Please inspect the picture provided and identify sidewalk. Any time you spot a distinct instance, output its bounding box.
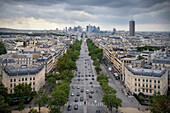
[100,63,147,111]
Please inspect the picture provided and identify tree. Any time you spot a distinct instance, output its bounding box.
[0,95,11,113]
[14,84,32,98]
[49,88,68,107]
[60,70,74,82]
[95,66,102,75]
[150,94,170,113]
[28,109,38,113]
[48,106,61,113]
[0,83,10,103]
[47,77,56,91]
[0,41,7,55]
[34,90,48,113]
[18,98,25,113]
[55,81,70,95]
[97,73,108,83]
[102,84,117,94]
[102,94,122,113]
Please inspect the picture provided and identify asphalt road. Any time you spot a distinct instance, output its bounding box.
[63,39,107,113]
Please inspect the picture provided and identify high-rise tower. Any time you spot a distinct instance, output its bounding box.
[129,20,135,36]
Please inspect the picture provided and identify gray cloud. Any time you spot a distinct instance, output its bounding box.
[0,0,170,30]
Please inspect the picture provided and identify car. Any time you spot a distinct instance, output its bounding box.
[92,75,94,77]
[78,75,80,77]
[78,78,80,81]
[94,100,97,104]
[71,92,74,96]
[89,95,92,98]
[74,78,77,81]
[89,75,91,77]
[74,98,78,102]
[96,110,101,113]
[80,89,84,93]
[72,85,75,89]
[81,78,84,81]
[74,104,78,110]
[85,66,87,68]
[86,75,88,77]
[78,72,80,74]
[90,82,93,84]
[81,75,84,77]
[86,78,88,80]
[76,92,80,96]
[90,90,94,94]
[86,90,89,94]
[77,85,80,89]
[67,105,72,111]
[80,97,84,101]
[92,78,94,80]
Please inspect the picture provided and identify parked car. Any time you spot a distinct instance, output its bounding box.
[80,89,84,93]
[76,92,80,96]
[74,98,78,102]
[80,97,84,101]
[67,105,72,111]
[96,110,101,113]
[71,92,74,96]
[89,95,92,98]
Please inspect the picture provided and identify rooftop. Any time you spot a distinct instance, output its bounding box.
[3,64,44,76]
[126,65,167,78]
[152,57,170,64]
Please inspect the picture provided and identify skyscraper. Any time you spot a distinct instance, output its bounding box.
[129,20,135,36]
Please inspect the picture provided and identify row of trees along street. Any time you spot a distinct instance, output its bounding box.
[0,40,82,113]
[86,39,103,74]
[97,73,122,113]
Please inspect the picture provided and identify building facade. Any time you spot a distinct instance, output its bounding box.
[129,20,135,36]
[125,65,168,96]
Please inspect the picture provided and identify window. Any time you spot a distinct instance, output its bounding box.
[154,85,156,88]
[146,89,148,93]
[10,79,12,82]
[33,87,35,91]
[138,88,140,92]
[143,89,145,93]
[146,84,148,87]
[143,79,145,82]
[150,89,152,93]
[143,84,145,87]
[33,77,35,80]
[19,78,21,81]
[135,88,137,92]
[135,78,137,81]
[138,79,140,81]
[135,83,137,86]
[30,82,32,85]
[25,78,27,81]
[154,90,156,94]
[14,83,16,87]
[146,79,148,82]
[138,83,140,87]
[150,80,152,82]
[10,84,12,87]
[10,89,12,94]
[14,79,16,82]
[150,85,152,88]
[30,77,32,80]
[154,80,156,83]
[158,85,160,89]
[33,82,35,85]
[158,80,160,83]
[22,78,24,81]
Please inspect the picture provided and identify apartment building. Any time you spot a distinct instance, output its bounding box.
[2,64,45,94]
[125,65,168,96]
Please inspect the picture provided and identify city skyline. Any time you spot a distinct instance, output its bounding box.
[0,0,170,31]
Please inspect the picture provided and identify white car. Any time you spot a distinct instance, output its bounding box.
[71,92,74,96]
[94,100,97,104]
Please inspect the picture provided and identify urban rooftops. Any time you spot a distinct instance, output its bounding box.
[126,65,167,78]
[3,64,44,76]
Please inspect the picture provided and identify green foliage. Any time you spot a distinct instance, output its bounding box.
[48,106,61,113]
[97,73,108,83]
[0,95,11,113]
[150,94,170,113]
[47,77,56,91]
[136,45,162,51]
[102,84,117,94]
[93,60,100,67]
[18,98,25,112]
[95,66,102,74]
[0,83,10,103]
[0,42,7,55]
[28,109,38,113]
[138,55,144,60]
[102,94,122,112]
[14,84,32,98]
[34,90,48,113]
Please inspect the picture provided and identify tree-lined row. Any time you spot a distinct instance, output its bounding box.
[86,39,102,74]
[97,73,122,113]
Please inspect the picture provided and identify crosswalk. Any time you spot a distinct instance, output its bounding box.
[65,102,106,107]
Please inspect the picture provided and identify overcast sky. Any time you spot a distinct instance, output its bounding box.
[0,0,170,31]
